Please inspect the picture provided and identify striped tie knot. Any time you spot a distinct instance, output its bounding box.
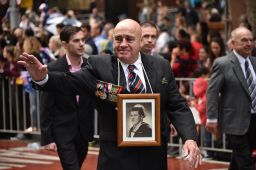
[128,64,136,72]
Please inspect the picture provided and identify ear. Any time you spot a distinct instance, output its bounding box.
[62,41,68,49]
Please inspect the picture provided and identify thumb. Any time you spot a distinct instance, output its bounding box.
[182,146,189,158]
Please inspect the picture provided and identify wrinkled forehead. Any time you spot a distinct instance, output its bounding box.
[234,29,253,40]
[114,24,141,38]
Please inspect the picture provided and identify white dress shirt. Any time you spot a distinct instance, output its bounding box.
[119,53,147,92]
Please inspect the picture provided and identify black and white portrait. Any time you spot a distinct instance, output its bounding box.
[117,94,161,146]
[127,104,152,137]
[122,99,155,141]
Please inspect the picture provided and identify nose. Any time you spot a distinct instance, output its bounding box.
[120,39,128,46]
[148,36,153,42]
[79,39,84,45]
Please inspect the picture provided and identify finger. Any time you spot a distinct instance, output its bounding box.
[17,61,28,67]
[194,153,201,168]
[188,155,195,168]
[182,147,189,157]
[22,52,38,64]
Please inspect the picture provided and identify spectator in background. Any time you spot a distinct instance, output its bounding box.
[98,28,114,54]
[2,45,22,130]
[191,68,213,159]
[208,37,226,68]
[89,7,104,26]
[195,46,211,75]
[0,54,7,73]
[208,8,222,22]
[196,21,209,48]
[179,0,199,27]
[171,39,197,77]
[62,10,79,26]
[101,22,114,39]
[80,23,98,55]
[48,35,66,59]
[91,23,104,53]
[238,14,252,31]
[13,27,24,43]
[38,3,49,26]
[156,25,171,53]
[2,45,20,78]
[140,21,158,55]
[56,23,65,35]
[161,40,177,62]
[22,36,42,132]
[19,14,36,33]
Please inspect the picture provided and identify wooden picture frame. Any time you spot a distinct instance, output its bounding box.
[117,93,160,147]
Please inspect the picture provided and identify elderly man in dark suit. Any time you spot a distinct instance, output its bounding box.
[40,26,95,170]
[18,19,201,170]
[206,26,256,170]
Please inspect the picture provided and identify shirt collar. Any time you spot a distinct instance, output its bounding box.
[233,50,249,65]
[119,52,142,71]
[65,55,83,68]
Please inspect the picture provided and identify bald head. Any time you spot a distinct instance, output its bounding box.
[231,26,253,57]
[113,19,142,64]
[114,19,141,36]
[231,26,252,41]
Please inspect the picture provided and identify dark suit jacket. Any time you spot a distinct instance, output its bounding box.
[44,53,197,142]
[128,122,152,137]
[40,57,95,146]
[207,52,256,135]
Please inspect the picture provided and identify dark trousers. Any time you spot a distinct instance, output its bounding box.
[227,114,256,170]
[57,132,89,170]
[97,136,168,170]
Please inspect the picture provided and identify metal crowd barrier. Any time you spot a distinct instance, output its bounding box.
[0,76,231,157]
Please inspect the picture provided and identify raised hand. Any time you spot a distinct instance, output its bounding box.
[18,52,48,81]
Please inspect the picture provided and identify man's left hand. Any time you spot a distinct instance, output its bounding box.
[183,139,202,168]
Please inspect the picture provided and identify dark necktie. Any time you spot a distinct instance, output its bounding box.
[128,64,145,93]
[245,60,256,112]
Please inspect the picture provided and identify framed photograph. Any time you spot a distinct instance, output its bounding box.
[117,93,160,147]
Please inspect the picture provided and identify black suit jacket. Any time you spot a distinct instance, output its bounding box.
[40,57,95,146]
[44,53,197,142]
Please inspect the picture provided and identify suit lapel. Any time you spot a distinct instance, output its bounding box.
[59,57,70,72]
[230,52,250,96]
[249,56,256,75]
[141,53,157,93]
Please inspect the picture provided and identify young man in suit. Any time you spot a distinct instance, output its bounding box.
[206,26,256,170]
[40,26,95,170]
[19,19,201,170]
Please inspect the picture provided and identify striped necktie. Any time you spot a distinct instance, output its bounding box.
[245,60,256,112]
[128,64,145,93]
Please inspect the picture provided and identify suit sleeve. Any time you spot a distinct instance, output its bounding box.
[39,61,98,96]
[40,91,55,145]
[165,62,198,142]
[206,60,224,120]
